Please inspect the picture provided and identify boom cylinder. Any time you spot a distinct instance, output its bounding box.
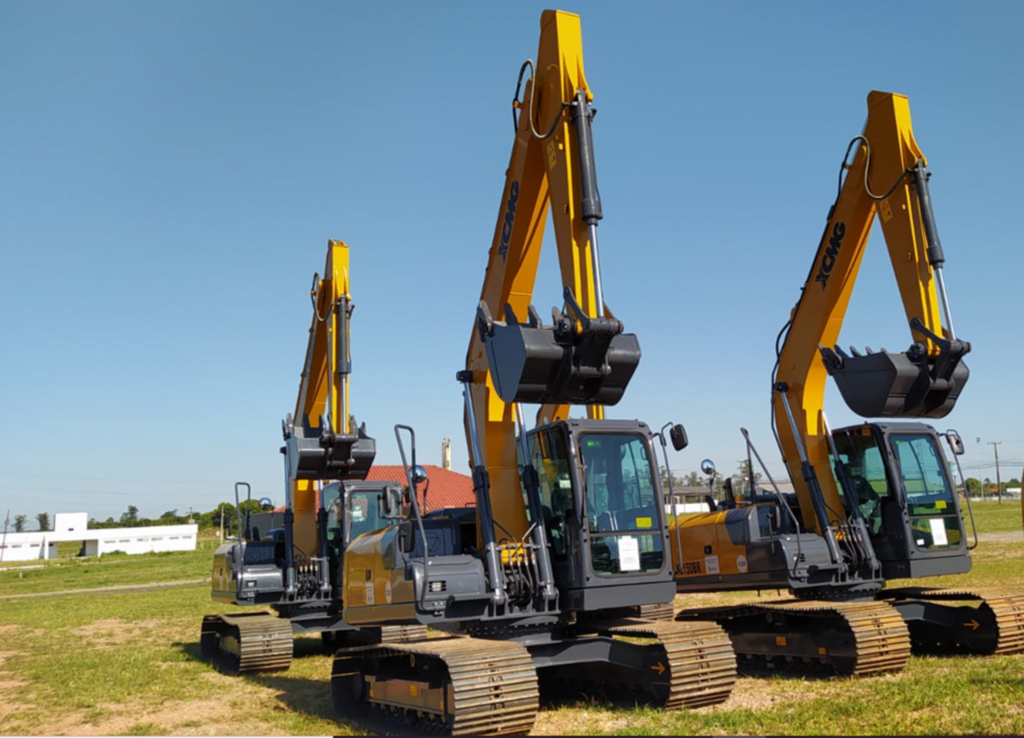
[459,372,507,606]
[515,404,558,604]
[775,384,846,569]
[911,161,958,342]
[571,89,605,317]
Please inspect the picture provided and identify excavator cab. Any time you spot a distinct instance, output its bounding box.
[477,287,641,406]
[829,422,970,580]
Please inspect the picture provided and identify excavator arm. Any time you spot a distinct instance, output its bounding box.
[462,10,640,547]
[282,239,375,558]
[773,91,969,535]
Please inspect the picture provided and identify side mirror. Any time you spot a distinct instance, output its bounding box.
[669,424,688,452]
[410,465,428,486]
[700,458,716,477]
[378,490,393,519]
[945,430,965,456]
[258,497,274,512]
[398,521,416,554]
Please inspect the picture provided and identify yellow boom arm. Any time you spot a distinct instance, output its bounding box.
[463,10,634,545]
[773,91,969,534]
[283,239,375,556]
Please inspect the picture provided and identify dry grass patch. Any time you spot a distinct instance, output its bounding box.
[533,705,630,736]
[710,674,824,712]
[70,617,166,649]
[28,691,301,736]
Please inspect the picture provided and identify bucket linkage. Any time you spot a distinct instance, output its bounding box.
[819,318,969,419]
[281,414,376,481]
[476,287,641,406]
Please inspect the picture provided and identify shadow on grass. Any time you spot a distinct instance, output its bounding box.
[734,658,847,681]
[174,632,331,666]
[173,637,378,734]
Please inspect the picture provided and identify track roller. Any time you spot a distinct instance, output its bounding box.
[634,602,675,622]
[332,636,539,736]
[677,599,911,676]
[200,611,293,674]
[573,617,737,709]
[322,623,430,651]
[882,586,1024,655]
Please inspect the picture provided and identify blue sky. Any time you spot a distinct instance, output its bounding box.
[2,1,1022,524]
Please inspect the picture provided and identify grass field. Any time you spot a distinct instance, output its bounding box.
[0,510,1021,736]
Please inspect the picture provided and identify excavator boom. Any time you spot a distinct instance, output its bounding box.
[774,91,969,534]
[283,239,375,555]
[465,9,640,546]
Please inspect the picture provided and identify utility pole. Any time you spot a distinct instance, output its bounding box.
[989,441,1003,505]
[976,437,984,500]
[1,510,9,564]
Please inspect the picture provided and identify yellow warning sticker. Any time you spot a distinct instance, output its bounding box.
[636,517,652,528]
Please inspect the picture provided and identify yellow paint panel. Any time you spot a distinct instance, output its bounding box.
[635,517,652,528]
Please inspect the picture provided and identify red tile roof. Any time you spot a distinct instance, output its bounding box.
[366,465,476,513]
[273,465,476,514]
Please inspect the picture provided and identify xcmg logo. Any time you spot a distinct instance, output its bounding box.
[815,221,846,290]
[497,180,520,262]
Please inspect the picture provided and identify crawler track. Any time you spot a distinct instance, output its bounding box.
[332,636,539,736]
[201,611,293,673]
[202,612,430,674]
[580,617,737,708]
[677,599,911,676]
[881,586,1024,655]
[634,602,676,622]
[381,623,431,643]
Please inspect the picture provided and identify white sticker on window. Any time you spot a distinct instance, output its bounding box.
[619,536,641,572]
[365,581,375,605]
[705,555,720,575]
[929,518,948,547]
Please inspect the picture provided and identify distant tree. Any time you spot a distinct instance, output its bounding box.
[201,502,241,536]
[120,505,139,527]
[964,478,982,496]
[158,509,186,525]
[736,459,764,483]
[658,466,685,491]
[36,512,50,532]
[87,515,121,529]
[14,514,27,533]
[683,471,702,487]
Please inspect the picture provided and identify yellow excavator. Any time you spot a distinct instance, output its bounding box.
[328,10,736,735]
[200,239,424,673]
[670,91,1024,673]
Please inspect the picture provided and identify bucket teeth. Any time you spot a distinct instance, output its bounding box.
[477,292,641,406]
[819,343,969,418]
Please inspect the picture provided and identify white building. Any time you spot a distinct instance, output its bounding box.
[0,512,198,563]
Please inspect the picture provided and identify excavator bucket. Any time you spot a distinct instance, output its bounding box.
[477,299,640,406]
[820,340,969,419]
[283,418,376,481]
